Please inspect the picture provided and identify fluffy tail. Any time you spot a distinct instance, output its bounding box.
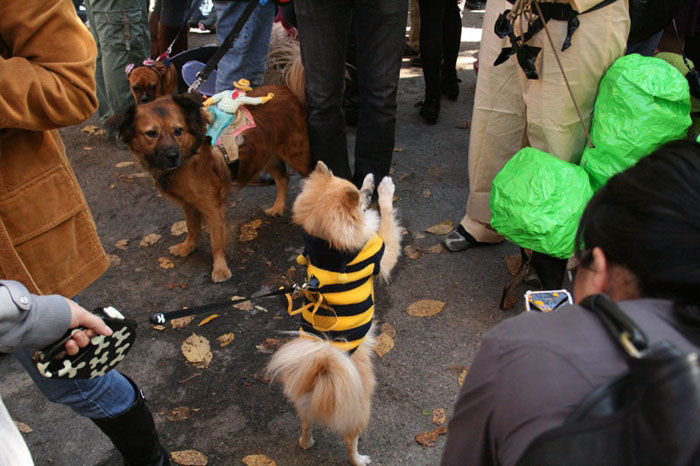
[267,23,306,106]
[266,334,375,436]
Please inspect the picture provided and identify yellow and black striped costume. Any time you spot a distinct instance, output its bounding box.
[288,233,385,353]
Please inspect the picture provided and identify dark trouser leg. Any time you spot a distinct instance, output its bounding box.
[418,0,443,123]
[352,0,408,186]
[441,0,462,99]
[295,0,353,180]
[530,252,568,289]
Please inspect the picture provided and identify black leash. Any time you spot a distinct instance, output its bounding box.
[188,0,260,93]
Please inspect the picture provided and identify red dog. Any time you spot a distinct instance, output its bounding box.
[126,57,177,103]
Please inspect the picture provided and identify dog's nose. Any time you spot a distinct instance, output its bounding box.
[139,94,153,103]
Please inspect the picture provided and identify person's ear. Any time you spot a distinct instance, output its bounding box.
[588,246,610,294]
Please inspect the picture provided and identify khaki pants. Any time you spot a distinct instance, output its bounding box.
[461,0,629,243]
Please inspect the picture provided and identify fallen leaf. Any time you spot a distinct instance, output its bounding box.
[158,257,175,270]
[242,454,276,466]
[81,124,99,134]
[171,220,188,236]
[425,220,453,235]
[115,161,135,168]
[252,371,272,384]
[433,408,446,425]
[171,316,194,329]
[505,253,522,276]
[171,449,208,465]
[167,283,188,290]
[15,421,32,433]
[392,194,400,202]
[216,333,235,347]
[427,243,446,254]
[458,367,469,387]
[133,172,149,178]
[254,305,268,313]
[83,146,92,151]
[166,406,200,422]
[428,166,444,177]
[406,299,446,317]
[233,300,252,311]
[285,266,297,281]
[197,314,219,326]
[381,322,397,338]
[404,244,422,260]
[115,239,129,251]
[178,373,201,384]
[456,119,471,129]
[239,218,262,242]
[140,233,162,247]
[393,147,404,152]
[152,325,166,331]
[398,172,413,182]
[415,426,448,447]
[256,338,282,354]
[423,189,431,198]
[181,333,213,369]
[94,128,107,136]
[412,231,425,240]
[107,254,121,267]
[373,332,395,357]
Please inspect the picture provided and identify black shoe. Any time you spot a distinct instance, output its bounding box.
[410,56,422,67]
[530,251,568,289]
[443,224,480,251]
[465,0,486,10]
[91,374,170,466]
[418,93,440,125]
[441,69,461,101]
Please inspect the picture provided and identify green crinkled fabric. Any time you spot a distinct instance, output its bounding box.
[580,54,691,190]
[491,148,593,259]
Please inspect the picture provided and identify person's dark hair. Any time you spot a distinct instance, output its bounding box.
[575,139,700,311]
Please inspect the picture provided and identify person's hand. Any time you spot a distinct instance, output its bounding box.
[64,299,112,356]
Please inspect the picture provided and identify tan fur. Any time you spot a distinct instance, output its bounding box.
[109,90,311,283]
[128,60,178,103]
[266,162,401,465]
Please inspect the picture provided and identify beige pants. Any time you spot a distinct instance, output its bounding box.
[461,0,629,243]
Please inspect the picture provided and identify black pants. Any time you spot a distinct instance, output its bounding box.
[418,0,461,96]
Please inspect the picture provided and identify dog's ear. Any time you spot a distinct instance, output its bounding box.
[343,186,360,209]
[172,93,206,137]
[314,161,331,175]
[105,103,137,145]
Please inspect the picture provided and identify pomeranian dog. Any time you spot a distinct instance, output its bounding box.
[266,161,401,465]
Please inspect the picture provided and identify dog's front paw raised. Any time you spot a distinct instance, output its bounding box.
[377,176,395,210]
[169,241,196,257]
[360,173,375,193]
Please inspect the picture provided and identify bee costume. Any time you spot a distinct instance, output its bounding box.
[287,233,385,353]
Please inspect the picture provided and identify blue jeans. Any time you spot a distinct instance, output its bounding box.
[213,0,276,91]
[294,0,408,186]
[14,349,136,419]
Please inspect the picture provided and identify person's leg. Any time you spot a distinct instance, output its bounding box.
[352,0,408,186]
[407,0,420,53]
[418,0,445,124]
[157,0,190,56]
[440,0,462,100]
[87,0,151,123]
[295,0,353,179]
[213,0,276,90]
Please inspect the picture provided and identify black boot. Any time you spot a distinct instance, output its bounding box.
[92,375,170,466]
[441,67,460,101]
[530,251,568,290]
[419,90,441,125]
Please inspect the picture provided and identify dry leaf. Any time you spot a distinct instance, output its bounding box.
[107,254,121,267]
[373,332,395,357]
[393,147,404,152]
[171,316,194,329]
[398,172,412,182]
[381,322,397,338]
[256,338,282,353]
[415,426,448,447]
[171,220,188,236]
[406,300,446,317]
[171,449,208,465]
[412,231,426,239]
[133,172,149,178]
[158,257,175,270]
[197,314,219,326]
[458,367,469,387]
[233,300,252,311]
[81,124,99,134]
[427,243,446,254]
[242,454,276,466]
[216,333,235,347]
[167,283,188,290]
[404,244,422,260]
[433,408,446,425]
[425,220,453,235]
[115,239,129,251]
[15,421,32,433]
[456,119,471,129]
[83,146,92,151]
[392,194,400,202]
[152,325,166,331]
[181,333,213,369]
[115,161,135,168]
[285,266,297,281]
[505,253,522,276]
[254,305,268,313]
[166,406,200,422]
[140,233,162,247]
[239,218,262,242]
[94,128,106,136]
[423,189,431,198]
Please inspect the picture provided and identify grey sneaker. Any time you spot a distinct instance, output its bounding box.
[443,224,479,252]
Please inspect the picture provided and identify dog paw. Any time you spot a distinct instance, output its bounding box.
[169,242,195,257]
[211,266,232,283]
[264,205,284,217]
[351,454,371,466]
[299,436,315,450]
[377,177,395,208]
[360,173,375,193]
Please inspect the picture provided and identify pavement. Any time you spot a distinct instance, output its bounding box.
[0,8,537,466]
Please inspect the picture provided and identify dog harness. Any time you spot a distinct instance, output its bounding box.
[287,233,385,353]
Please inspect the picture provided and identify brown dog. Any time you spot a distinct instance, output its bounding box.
[126,58,178,103]
[108,86,311,282]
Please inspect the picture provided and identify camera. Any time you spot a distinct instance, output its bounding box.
[524,289,573,312]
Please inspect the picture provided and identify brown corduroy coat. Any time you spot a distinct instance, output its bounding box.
[0,0,109,298]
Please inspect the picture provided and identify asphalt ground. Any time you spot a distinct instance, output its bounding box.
[0,8,542,466]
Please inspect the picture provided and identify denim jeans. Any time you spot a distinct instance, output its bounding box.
[13,349,136,419]
[294,0,408,186]
[85,0,151,122]
[213,0,276,91]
